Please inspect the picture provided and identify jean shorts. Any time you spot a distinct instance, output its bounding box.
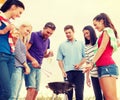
[24,63,41,91]
[97,64,119,79]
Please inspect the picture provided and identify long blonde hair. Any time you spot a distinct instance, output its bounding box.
[18,22,32,44]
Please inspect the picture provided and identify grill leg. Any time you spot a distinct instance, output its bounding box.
[63,94,68,100]
[52,93,58,100]
[52,93,68,100]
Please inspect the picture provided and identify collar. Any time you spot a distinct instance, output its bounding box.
[38,31,47,40]
[66,39,77,42]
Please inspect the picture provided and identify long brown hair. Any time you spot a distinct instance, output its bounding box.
[93,13,118,38]
[83,25,97,46]
[0,0,25,12]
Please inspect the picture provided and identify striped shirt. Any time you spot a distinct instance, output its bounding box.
[14,38,26,67]
[85,44,98,77]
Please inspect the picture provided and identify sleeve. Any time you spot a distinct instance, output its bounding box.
[81,41,85,58]
[15,39,26,64]
[29,32,34,44]
[56,44,64,61]
[85,47,89,62]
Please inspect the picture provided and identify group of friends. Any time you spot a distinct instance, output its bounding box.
[0,0,119,100]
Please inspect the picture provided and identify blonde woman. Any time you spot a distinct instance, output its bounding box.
[9,22,32,100]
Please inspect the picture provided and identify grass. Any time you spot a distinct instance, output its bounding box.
[18,96,95,100]
[18,95,120,100]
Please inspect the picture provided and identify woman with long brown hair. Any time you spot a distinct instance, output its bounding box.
[0,0,25,99]
[84,13,119,100]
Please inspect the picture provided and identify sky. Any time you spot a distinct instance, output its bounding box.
[1,0,120,99]
[17,0,120,53]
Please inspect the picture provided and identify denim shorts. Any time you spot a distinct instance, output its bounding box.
[24,63,41,91]
[97,64,119,78]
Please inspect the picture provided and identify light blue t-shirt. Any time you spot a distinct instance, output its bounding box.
[57,39,85,72]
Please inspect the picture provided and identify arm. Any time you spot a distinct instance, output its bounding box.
[57,44,67,77]
[15,40,26,64]
[58,60,67,77]
[0,26,9,34]
[15,40,30,74]
[26,42,35,61]
[86,72,91,87]
[26,42,40,68]
[92,31,109,63]
[11,27,20,46]
[0,14,14,34]
[74,58,86,70]
[22,62,30,74]
[79,58,86,66]
[117,38,120,47]
[44,39,52,58]
[0,24,13,34]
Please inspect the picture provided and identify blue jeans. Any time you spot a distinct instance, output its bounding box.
[9,66,24,100]
[91,77,104,100]
[0,53,15,100]
[66,70,84,100]
[24,63,41,91]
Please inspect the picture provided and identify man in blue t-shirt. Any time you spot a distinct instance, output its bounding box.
[57,25,85,100]
[24,22,56,100]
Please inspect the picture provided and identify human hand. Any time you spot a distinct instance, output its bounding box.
[0,24,15,34]
[82,63,93,73]
[11,27,19,38]
[86,77,91,87]
[117,38,120,47]
[11,31,20,45]
[4,24,14,32]
[74,64,80,70]
[9,25,20,45]
[8,24,15,30]
[48,50,54,57]
[31,59,40,68]
[22,62,30,74]
[24,66,31,74]
[62,71,67,78]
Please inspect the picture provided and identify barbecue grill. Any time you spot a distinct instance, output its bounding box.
[48,81,75,100]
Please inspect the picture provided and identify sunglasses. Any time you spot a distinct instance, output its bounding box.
[45,22,56,30]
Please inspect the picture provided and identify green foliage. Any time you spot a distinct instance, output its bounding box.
[37,95,62,100]
[37,96,95,100]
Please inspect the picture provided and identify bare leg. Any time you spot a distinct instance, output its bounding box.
[99,76,117,100]
[33,89,38,100]
[25,88,36,100]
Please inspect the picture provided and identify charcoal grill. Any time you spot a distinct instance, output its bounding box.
[48,81,75,100]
